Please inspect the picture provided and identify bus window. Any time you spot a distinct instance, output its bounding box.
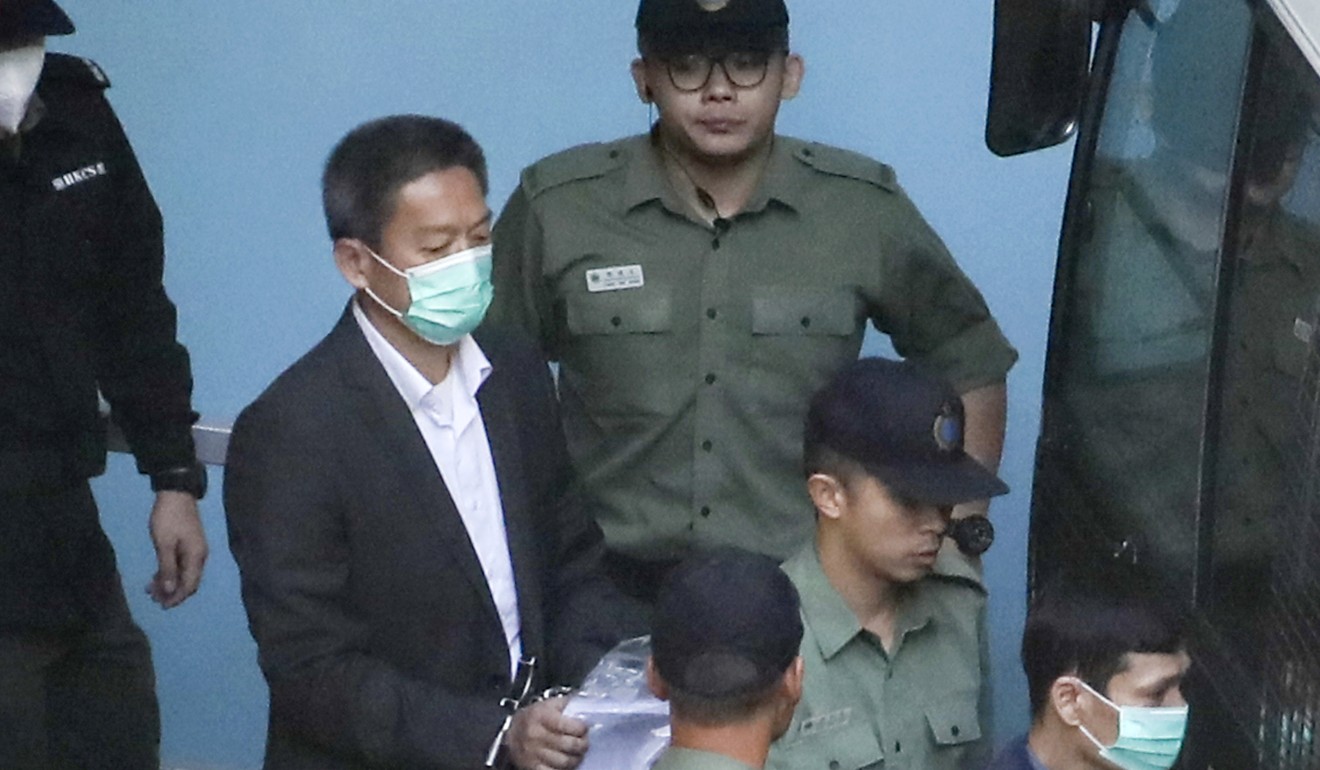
[1035,0,1251,590]
[1209,34,1320,768]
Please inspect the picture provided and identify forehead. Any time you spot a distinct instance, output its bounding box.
[1108,650,1191,694]
[386,167,488,232]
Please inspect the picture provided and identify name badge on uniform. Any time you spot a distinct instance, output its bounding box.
[51,162,107,192]
[787,708,852,743]
[586,265,644,293]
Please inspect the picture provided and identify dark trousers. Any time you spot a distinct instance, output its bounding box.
[0,482,160,770]
[600,550,684,637]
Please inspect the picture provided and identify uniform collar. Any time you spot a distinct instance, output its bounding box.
[654,746,760,770]
[1,93,45,159]
[784,540,937,661]
[620,128,806,217]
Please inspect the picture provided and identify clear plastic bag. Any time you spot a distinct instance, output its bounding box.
[564,636,671,770]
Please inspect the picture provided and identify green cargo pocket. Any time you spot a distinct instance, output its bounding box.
[560,287,682,416]
[772,716,884,770]
[751,286,858,337]
[566,288,672,335]
[925,695,982,747]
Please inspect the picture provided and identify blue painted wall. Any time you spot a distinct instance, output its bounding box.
[55,2,1073,766]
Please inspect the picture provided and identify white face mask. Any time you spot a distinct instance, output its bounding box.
[0,40,46,134]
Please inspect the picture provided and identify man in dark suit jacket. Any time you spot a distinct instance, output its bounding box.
[224,115,621,770]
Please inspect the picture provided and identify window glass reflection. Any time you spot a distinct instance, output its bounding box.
[1039,0,1251,587]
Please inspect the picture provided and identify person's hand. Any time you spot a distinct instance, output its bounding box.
[145,490,208,608]
[507,697,589,770]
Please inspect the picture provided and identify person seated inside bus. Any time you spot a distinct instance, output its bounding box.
[1210,52,1320,653]
[984,570,1191,770]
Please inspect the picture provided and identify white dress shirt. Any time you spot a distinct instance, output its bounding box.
[352,301,522,677]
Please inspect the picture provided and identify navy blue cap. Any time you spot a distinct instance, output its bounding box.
[805,358,1009,506]
[0,0,74,40]
[653,547,802,698]
[636,0,789,55]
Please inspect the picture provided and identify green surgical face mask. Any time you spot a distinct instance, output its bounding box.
[1073,678,1188,770]
[363,243,494,346]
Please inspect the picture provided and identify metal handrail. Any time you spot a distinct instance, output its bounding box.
[105,416,231,467]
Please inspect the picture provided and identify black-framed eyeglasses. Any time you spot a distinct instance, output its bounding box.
[660,51,775,92]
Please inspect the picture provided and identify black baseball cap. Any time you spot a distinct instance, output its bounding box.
[652,547,802,699]
[636,0,789,56]
[0,0,74,40]
[805,358,1010,506]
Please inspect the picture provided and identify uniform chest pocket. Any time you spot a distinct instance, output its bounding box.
[559,287,682,416]
[566,289,672,335]
[925,694,982,748]
[752,286,858,337]
[772,718,884,770]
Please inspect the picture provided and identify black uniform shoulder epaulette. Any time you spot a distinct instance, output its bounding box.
[792,140,896,192]
[521,140,628,199]
[40,53,111,89]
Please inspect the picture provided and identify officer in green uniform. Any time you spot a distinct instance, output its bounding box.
[767,358,1008,770]
[648,547,804,770]
[489,0,1017,603]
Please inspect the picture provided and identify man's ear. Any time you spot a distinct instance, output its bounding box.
[645,657,670,701]
[768,656,805,739]
[333,239,371,290]
[631,58,653,103]
[1050,677,1086,727]
[780,53,805,100]
[783,655,805,709]
[807,473,846,521]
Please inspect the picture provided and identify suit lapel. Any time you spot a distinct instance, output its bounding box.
[329,305,503,631]
[475,338,546,663]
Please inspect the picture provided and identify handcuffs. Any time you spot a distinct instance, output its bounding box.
[484,655,577,768]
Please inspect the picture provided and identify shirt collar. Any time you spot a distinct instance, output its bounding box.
[19,92,45,134]
[784,540,937,660]
[351,299,491,414]
[656,747,760,770]
[745,135,808,212]
[1,93,45,158]
[620,128,806,216]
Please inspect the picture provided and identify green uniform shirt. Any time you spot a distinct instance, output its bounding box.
[767,544,991,770]
[491,133,1017,560]
[653,746,761,770]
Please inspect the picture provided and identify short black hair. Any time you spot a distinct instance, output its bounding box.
[1022,570,1188,720]
[802,440,867,488]
[667,676,784,726]
[322,115,488,250]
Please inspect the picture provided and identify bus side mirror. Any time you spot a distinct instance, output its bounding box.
[986,0,1093,157]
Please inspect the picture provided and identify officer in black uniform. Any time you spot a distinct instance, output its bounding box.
[0,2,208,767]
